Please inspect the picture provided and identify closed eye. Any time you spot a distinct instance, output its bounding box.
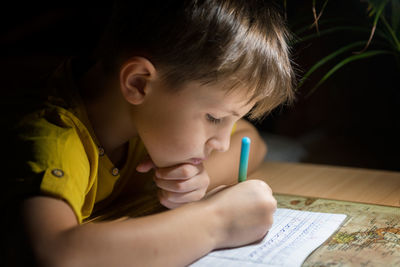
[206,114,222,124]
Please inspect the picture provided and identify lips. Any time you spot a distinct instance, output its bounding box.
[189,158,206,165]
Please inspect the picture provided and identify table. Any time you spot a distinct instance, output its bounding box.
[247,161,400,266]
[88,161,400,266]
[249,161,400,207]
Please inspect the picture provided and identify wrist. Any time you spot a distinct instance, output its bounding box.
[198,197,227,250]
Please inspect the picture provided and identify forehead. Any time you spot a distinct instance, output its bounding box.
[175,80,256,111]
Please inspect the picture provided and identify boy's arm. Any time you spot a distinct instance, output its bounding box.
[22,196,215,267]
[204,119,267,190]
[21,179,275,267]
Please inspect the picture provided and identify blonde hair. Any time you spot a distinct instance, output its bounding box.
[95,0,296,119]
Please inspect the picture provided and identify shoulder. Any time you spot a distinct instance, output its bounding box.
[11,105,98,186]
[19,107,91,159]
[8,106,99,222]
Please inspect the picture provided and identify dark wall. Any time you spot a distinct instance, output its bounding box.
[0,3,112,91]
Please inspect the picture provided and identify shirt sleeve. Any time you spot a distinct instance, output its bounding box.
[15,111,93,223]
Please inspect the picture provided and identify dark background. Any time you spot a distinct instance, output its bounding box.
[259,1,400,171]
[1,1,399,171]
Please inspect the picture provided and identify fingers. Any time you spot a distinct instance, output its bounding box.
[157,193,182,209]
[156,172,210,209]
[154,163,210,209]
[136,156,156,173]
[155,163,203,180]
[153,173,209,193]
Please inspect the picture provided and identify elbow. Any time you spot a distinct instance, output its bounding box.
[253,129,267,164]
[252,124,267,162]
[255,137,267,168]
[259,137,268,162]
[32,237,84,267]
[37,252,81,267]
[247,134,267,174]
[34,249,66,267]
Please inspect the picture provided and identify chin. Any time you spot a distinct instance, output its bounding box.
[151,157,179,168]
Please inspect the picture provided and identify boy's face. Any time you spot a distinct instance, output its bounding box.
[131,79,256,168]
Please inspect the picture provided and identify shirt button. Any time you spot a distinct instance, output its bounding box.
[51,169,64,178]
[111,167,119,176]
[98,146,105,156]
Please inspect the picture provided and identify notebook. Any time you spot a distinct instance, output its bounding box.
[190,208,347,267]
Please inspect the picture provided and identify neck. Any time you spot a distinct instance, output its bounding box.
[77,62,138,158]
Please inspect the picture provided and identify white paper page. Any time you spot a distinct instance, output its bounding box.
[190,208,347,267]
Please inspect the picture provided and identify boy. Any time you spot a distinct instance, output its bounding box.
[5,0,295,266]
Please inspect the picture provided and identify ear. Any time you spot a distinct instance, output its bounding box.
[119,57,156,105]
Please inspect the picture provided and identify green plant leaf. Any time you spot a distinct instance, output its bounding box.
[298,41,367,88]
[392,0,400,33]
[306,50,392,97]
[366,0,390,14]
[355,0,389,53]
[380,15,400,51]
[293,26,387,45]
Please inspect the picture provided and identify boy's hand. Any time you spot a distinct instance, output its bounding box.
[205,179,277,249]
[137,159,210,209]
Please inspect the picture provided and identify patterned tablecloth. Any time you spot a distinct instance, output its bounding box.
[86,193,400,266]
[275,194,400,267]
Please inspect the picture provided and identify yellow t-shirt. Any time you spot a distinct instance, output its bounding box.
[12,59,154,223]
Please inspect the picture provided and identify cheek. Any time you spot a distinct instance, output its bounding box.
[138,111,206,166]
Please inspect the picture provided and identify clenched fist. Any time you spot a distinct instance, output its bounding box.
[137,158,210,209]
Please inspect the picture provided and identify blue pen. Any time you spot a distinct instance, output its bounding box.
[238,137,251,182]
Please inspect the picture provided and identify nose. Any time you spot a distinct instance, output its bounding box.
[206,129,231,153]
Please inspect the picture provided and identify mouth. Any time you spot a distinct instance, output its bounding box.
[188,157,206,165]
